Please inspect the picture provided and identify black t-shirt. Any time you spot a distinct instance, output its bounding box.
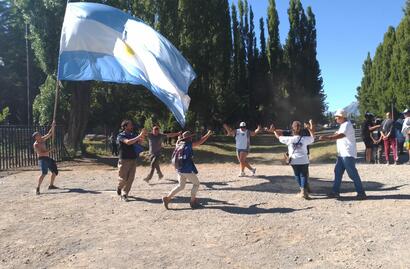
[117,131,138,159]
[361,120,373,139]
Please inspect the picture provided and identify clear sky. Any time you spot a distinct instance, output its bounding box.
[230,0,406,112]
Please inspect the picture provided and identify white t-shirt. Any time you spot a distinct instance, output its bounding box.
[235,129,250,150]
[336,121,357,158]
[279,136,314,165]
[402,117,410,133]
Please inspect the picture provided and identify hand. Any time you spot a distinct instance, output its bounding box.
[309,119,313,126]
[206,130,213,136]
[318,136,326,141]
[255,125,262,133]
[140,128,147,136]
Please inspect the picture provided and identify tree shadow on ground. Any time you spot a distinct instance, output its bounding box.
[128,195,311,215]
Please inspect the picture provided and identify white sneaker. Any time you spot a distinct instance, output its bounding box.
[238,172,246,177]
[251,168,256,176]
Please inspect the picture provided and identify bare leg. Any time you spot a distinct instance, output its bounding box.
[50,173,56,186]
[240,152,253,170]
[237,151,244,172]
[37,175,45,189]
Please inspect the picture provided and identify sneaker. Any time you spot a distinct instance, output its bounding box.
[36,187,40,195]
[48,185,59,190]
[116,187,121,196]
[238,172,246,177]
[251,168,256,176]
[162,196,170,210]
[356,192,367,200]
[121,194,129,202]
[189,199,203,209]
[327,192,340,198]
[143,177,151,183]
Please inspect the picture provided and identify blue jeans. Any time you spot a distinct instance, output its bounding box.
[291,164,309,188]
[333,157,364,194]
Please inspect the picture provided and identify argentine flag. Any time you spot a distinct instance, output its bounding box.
[58,2,196,126]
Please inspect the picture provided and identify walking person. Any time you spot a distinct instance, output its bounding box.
[402,108,410,164]
[162,130,213,210]
[116,120,146,201]
[381,112,398,165]
[319,109,367,199]
[143,126,181,183]
[270,121,315,199]
[223,122,262,177]
[33,121,58,195]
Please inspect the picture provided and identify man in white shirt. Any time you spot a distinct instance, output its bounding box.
[402,108,410,164]
[319,109,367,199]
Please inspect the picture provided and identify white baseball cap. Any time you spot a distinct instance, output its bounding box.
[403,108,410,114]
[334,109,347,118]
[239,122,246,127]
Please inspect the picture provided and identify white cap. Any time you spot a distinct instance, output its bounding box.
[334,109,347,118]
[239,122,246,127]
[403,108,410,114]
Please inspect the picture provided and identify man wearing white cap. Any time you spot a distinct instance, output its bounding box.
[223,122,262,177]
[319,109,367,199]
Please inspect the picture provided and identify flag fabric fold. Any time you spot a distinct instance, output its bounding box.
[58,2,196,126]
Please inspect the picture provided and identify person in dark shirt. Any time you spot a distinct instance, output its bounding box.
[370,118,383,164]
[116,120,146,201]
[162,130,212,210]
[381,112,398,165]
[361,112,381,163]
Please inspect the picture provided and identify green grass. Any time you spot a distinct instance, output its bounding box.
[83,135,338,165]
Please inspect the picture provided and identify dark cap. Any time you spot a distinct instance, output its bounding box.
[32,132,40,139]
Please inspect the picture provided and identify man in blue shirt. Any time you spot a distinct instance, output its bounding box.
[162,130,212,209]
[117,120,146,201]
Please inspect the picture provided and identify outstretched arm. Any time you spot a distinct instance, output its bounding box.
[223,124,235,137]
[318,133,345,141]
[165,131,182,138]
[193,130,213,147]
[122,128,147,145]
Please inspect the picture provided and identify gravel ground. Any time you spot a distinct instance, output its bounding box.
[0,144,409,269]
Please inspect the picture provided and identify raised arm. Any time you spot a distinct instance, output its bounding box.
[223,124,235,137]
[250,125,262,137]
[308,119,315,138]
[193,130,213,147]
[42,121,56,141]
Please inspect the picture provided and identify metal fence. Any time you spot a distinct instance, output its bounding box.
[0,125,67,170]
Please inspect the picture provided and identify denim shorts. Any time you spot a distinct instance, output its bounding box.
[237,149,249,154]
[38,157,58,175]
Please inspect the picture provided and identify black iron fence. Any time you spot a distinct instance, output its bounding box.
[0,125,67,170]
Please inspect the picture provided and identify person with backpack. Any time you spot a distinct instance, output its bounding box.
[223,122,262,177]
[269,121,315,199]
[162,130,213,210]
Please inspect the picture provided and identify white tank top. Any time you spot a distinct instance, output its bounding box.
[235,129,250,150]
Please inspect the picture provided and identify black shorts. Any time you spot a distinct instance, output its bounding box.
[363,138,373,148]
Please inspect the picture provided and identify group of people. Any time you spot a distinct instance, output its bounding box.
[34,107,410,207]
[362,109,410,165]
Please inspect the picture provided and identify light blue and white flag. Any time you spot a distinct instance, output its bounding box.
[58,2,196,126]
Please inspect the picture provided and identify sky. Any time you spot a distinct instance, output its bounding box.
[230,0,406,112]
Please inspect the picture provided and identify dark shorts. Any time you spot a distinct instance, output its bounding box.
[38,157,58,175]
[363,138,373,148]
[237,149,249,154]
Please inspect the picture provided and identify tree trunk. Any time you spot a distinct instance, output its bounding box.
[65,82,91,154]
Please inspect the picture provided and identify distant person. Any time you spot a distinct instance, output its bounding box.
[162,130,213,210]
[116,120,146,201]
[143,126,181,183]
[319,109,367,199]
[381,112,398,165]
[32,121,58,195]
[395,113,405,155]
[270,121,315,199]
[223,122,262,177]
[370,118,383,164]
[402,109,410,164]
[361,112,381,163]
[110,132,119,156]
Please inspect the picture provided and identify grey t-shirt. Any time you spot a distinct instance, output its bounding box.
[148,133,167,155]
